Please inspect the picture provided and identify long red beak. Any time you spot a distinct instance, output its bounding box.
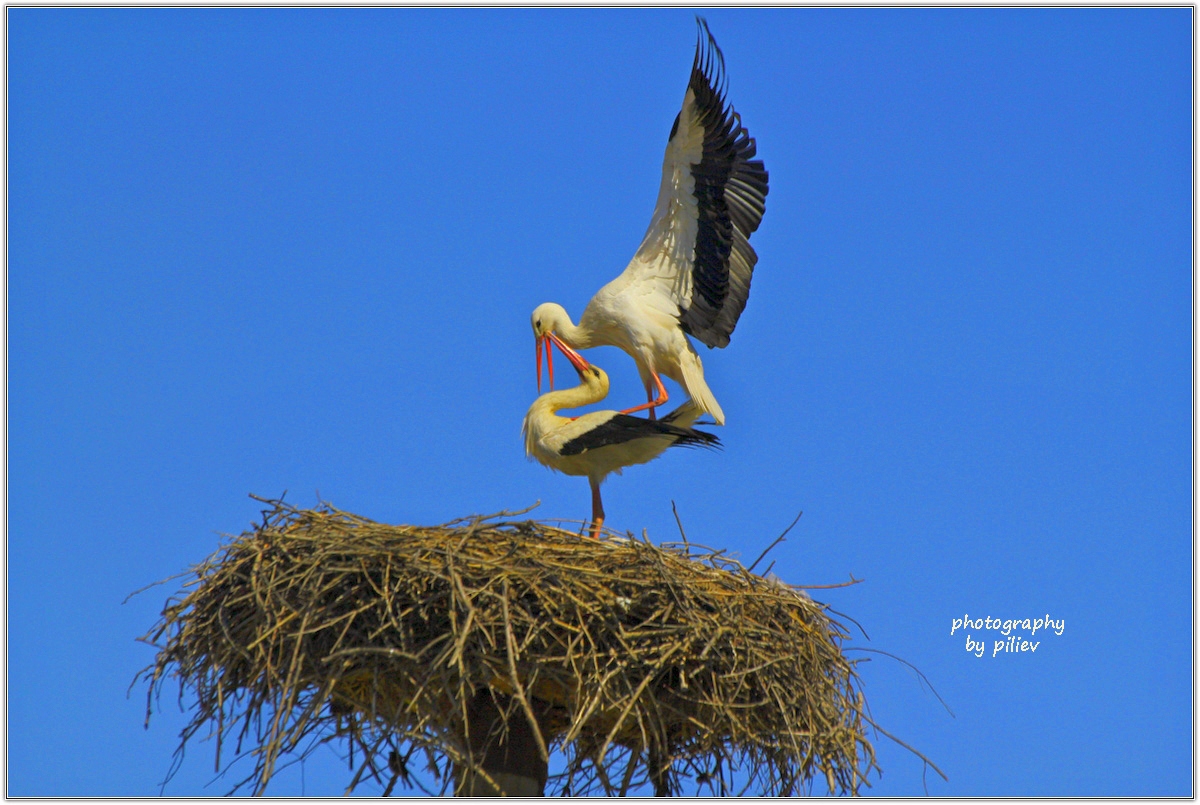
[537,333,590,394]
[548,331,590,374]
[536,334,556,394]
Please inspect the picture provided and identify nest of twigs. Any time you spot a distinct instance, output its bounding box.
[137,498,883,796]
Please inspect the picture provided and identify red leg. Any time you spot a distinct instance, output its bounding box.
[619,372,668,419]
[588,479,605,539]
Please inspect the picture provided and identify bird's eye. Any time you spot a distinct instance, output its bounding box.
[592,368,600,377]
[535,319,542,329]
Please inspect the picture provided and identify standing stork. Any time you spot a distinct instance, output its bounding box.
[532,18,769,426]
[524,333,720,539]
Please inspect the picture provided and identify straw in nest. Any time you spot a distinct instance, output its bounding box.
[136,498,911,796]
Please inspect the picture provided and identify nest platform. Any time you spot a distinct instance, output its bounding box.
[139,498,879,796]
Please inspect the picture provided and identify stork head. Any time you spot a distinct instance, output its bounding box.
[531,302,571,339]
[532,302,573,393]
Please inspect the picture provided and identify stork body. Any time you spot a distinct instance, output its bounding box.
[532,19,769,426]
[523,336,719,538]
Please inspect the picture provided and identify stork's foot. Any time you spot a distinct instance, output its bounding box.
[618,402,658,420]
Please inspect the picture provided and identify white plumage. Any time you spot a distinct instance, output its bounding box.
[523,333,720,539]
[532,18,769,426]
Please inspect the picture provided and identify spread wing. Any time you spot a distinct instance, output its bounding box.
[621,17,769,349]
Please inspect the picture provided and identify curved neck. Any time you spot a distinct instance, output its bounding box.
[555,315,594,351]
[524,372,610,461]
[534,376,606,417]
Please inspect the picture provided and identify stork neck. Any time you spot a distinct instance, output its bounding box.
[534,377,606,418]
[523,371,609,462]
[554,317,592,350]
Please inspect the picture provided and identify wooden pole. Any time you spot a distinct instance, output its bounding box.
[454,690,548,797]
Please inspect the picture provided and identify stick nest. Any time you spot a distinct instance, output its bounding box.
[138,498,879,796]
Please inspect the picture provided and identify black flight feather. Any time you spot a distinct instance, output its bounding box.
[674,17,769,349]
[559,414,721,457]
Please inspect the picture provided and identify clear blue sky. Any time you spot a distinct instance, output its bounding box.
[8,7,1192,797]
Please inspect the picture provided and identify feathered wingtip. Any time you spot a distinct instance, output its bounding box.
[692,16,729,105]
[674,427,722,451]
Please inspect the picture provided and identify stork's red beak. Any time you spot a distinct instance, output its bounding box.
[537,332,590,394]
[536,334,556,394]
[536,335,543,393]
[548,331,590,374]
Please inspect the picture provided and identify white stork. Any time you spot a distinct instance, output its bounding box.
[532,18,768,426]
[524,332,720,539]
